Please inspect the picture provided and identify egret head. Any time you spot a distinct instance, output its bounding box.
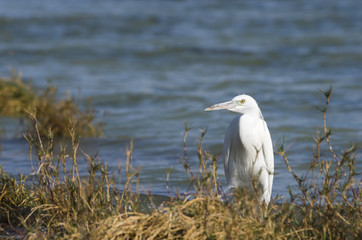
[204,94,263,118]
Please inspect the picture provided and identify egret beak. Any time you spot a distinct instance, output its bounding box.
[204,101,236,111]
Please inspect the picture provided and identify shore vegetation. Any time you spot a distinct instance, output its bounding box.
[0,87,360,239]
[0,70,102,137]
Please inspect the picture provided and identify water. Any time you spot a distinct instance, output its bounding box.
[0,0,361,198]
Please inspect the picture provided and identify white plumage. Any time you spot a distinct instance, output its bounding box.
[205,95,274,204]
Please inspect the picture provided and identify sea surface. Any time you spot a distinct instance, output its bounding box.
[0,0,361,198]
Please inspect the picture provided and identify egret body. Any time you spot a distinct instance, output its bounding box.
[205,95,274,204]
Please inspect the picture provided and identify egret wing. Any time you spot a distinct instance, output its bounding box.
[261,121,274,202]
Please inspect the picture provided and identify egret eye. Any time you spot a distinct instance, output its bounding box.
[240,99,245,104]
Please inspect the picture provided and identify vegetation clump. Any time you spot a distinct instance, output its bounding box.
[0,71,102,137]
[0,71,36,117]
[0,88,360,239]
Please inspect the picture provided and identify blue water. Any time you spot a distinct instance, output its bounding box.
[0,0,361,198]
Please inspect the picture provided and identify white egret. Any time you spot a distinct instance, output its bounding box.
[205,95,273,204]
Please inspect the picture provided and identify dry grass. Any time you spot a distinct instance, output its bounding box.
[0,87,360,239]
[0,70,102,137]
